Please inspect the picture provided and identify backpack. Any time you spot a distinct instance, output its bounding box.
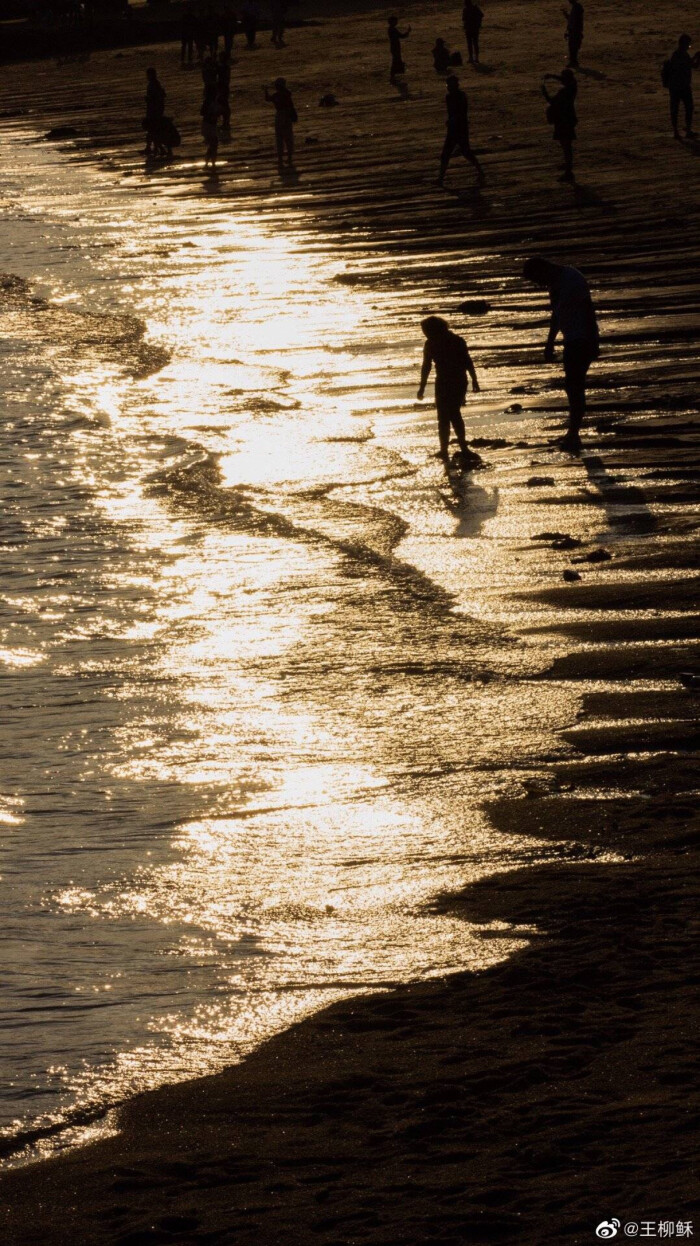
[661,59,671,88]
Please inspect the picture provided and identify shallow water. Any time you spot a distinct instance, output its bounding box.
[0,130,621,1164]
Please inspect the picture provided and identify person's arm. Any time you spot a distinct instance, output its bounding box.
[541,82,553,102]
[417,342,432,398]
[544,309,559,361]
[465,352,480,393]
[263,86,273,101]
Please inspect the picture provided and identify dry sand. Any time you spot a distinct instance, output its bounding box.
[0,1,699,1241]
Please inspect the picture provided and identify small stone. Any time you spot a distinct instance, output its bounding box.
[44,126,79,140]
[563,569,581,582]
[527,476,555,487]
[585,547,613,562]
[458,299,490,315]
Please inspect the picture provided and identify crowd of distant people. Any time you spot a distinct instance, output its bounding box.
[138,3,697,461]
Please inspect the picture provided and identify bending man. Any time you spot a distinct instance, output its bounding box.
[523,256,599,453]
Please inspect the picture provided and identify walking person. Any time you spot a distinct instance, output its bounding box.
[522,256,600,454]
[388,16,411,84]
[417,316,482,468]
[663,34,699,139]
[563,0,583,68]
[542,68,577,182]
[264,76,297,171]
[462,0,483,65]
[144,66,165,157]
[437,75,484,186]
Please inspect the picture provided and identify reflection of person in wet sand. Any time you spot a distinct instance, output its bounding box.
[264,76,297,171]
[542,68,577,182]
[437,75,484,186]
[417,316,483,468]
[388,16,411,84]
[523,256,599,455]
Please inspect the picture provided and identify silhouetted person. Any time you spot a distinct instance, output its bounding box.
[417,316,482,467]
[217,51,231,129]
[433,38,451,74]
[193,3,207,62]
[542,68,577,181]
[523,256,599,453]
[241,1,258,48]
[181,0,196,65]
[388,16,410,83]
[437,75,484,186]
[271,0,287,46]
[462,0,483,65]
[265,76,297,170]
[563,0,583,68]
[144,66,165,157]
[665,34,700,139]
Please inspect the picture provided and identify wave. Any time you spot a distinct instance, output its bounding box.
[0,272,170,378]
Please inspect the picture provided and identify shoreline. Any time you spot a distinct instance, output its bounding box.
[1,0,699,1239]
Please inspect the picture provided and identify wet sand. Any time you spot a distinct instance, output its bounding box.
[1,0,699,1240]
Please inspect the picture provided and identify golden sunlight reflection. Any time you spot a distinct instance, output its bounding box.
[1,144,630,1169]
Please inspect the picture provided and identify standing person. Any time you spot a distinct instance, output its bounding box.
[241,0,258,48]
[217,50,231,130]
[462,0,483,65]
[417,316,482,467]
[388,16,411,84]
[180,0,196,66]
[270,0,287,47]
[144,66,165,157]
[264,76,297,171]
[542,68,577,182]
[522,256,599,454]
[563,0,583,69]
[437,74,485,186]
[664,34,700,139]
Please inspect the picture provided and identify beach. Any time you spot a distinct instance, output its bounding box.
[0,0,698,1240]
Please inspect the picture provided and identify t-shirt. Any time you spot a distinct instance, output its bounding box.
[446,89,469,132]
[551,266,598,344]
[271,88,296,121]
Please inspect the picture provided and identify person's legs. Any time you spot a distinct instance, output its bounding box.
[438,134,454,183]
[436,401,452,456]
[275,121,284,167]
[466,33,474,62]
[284,121,294,165]
[473,32,479,63]
[567,35,579,67]
[563,341,592,438]
[560,137,574,180]
[683,88,694,134]
[670,90,681,135]
[457,136,484,181]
